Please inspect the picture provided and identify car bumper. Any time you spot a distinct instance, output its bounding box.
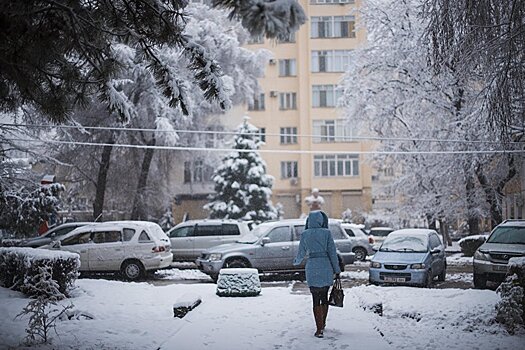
[473,259,508,281]
[369,268,428,286]
[339,252,356,265]
[144,252,173,271]
[195,258,223,276]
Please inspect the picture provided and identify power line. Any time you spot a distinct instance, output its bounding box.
[2,122,522,145]
[6,137,525,155]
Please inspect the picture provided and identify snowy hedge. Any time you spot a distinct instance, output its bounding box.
[458,235,487,257]
[495,257,525,334]
[0,248,80,299]
[216,268,261,297]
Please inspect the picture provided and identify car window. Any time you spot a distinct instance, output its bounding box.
[195,225,220,237]
[123,228,135,241]
[344,228,355,237]
[222,223,241,236]
[51,226,76,238]
[266,226,291,243]
[138,230,151,242]
[62,232,91,246]
[92,231,122,244]
[329,225,347,240]
[371,229,393,237]
[429,234,441,249]
[487,226,525,244]
[169,226,194,238]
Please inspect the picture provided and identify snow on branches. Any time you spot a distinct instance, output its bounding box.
[205,118,278,222]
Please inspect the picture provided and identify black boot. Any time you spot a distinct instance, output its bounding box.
[321,304,329,330]
[313,305,324,338]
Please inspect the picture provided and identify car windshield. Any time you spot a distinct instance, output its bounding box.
[486,226,525,244]
[380,235,428,253]
[237,225,271,244]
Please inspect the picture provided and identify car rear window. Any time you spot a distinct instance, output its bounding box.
[371,229,393,237]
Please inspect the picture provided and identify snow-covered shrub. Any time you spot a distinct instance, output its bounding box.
[16,296,74,345]
[458,235,487,257]
[0,238,23,247]
[0,248,79,298]
[495,257,525,334]
[216,268,261,297]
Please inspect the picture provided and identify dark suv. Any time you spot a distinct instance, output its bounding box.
[473,220,525,288]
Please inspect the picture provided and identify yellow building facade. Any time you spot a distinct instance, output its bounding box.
[173,0,372,222]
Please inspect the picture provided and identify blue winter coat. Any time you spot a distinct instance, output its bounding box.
[293,211,341,288]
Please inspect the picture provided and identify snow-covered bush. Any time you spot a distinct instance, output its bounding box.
[458,235,487,257]
[495,257,525,334]
[0,248,79,299]
[216,268,261,297]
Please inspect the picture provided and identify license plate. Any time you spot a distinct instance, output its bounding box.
[385,277,405,282]
[493,265,508,272]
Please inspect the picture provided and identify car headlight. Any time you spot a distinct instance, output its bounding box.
[208,253,222,261]
[410,263,426,269]
[473,250,489,261]
[370,261,381,268]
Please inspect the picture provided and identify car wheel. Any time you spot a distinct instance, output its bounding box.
[438,264,446,282]
[352,247,368,262]
[121,260,145,281]
[424,271,433,288]
[225,258,249,268]
[473,273,487,289]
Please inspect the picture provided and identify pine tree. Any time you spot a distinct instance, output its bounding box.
[205,118,278,222]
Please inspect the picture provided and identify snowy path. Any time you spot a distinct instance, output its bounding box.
[160,286,392,350]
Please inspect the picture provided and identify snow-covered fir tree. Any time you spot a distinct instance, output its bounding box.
[205,118,278,222]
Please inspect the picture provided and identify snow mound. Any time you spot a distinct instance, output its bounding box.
[216,268,261,297]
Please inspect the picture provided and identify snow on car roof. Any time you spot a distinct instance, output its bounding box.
[389,229,436,237]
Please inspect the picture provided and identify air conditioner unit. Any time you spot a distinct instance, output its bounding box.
[269,58,277,65]
[269,91,278,98]
[290,178,299,186]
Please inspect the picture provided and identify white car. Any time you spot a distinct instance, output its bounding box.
[41,221,173,280]
[369,227,395,251]
[340,223,375,261]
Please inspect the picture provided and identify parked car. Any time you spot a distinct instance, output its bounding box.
[20,222,93,248]
[341,223,375,261]
[40,221,173,280]
[195,218,356,282]
[368,227,395,251]
[369,229,446,287]
[473,219,525,289]
[166,219,251,261]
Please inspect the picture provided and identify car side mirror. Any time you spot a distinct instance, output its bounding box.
[430,247,441,254]
[261,237,270,246]
[51,240,61,249]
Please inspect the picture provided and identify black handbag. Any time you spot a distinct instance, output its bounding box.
[328,277,344,307]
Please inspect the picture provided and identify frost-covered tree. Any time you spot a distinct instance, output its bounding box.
[0,0,306,123]
[340,0,520,233]
[49,3,270,220]
[205,118,278,222]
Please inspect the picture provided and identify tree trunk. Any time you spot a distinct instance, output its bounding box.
[439,219,452,246]
[465,171,480,235]
[93,136,115,221]
[131,137,156,220]
[475,157,516,229]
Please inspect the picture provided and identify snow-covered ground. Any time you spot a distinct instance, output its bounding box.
[1,278,523,350]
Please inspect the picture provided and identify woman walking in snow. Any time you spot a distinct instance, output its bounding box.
[294,210,341,338]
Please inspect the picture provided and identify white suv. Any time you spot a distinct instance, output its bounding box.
[41,221,173,280]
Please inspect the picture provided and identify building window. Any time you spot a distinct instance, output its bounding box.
[248,93,265,111]
[312,85,343,107]
[280,127,298,144]
[257,127,266,143]
[279,59,297,77]
[314,154,359,177]
[279,92,297,110]
[281,161,298,178]
[311,50,353,72]
[184,159,214,183]
[313,119,355,142]
[277,32,296,43]
[311,16,356,39]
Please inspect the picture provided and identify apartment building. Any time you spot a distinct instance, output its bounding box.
[173,0,372,221]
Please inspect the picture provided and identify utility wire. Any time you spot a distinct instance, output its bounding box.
[2,122,522,145]
[6,137,525,155]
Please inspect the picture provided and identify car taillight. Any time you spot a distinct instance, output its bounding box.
[152,246,166,253]
[368,236,375,244]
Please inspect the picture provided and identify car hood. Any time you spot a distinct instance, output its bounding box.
[203,242,256,254]
[373,251,428,264]
[21,237,52,247]
[478,243,525,255]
